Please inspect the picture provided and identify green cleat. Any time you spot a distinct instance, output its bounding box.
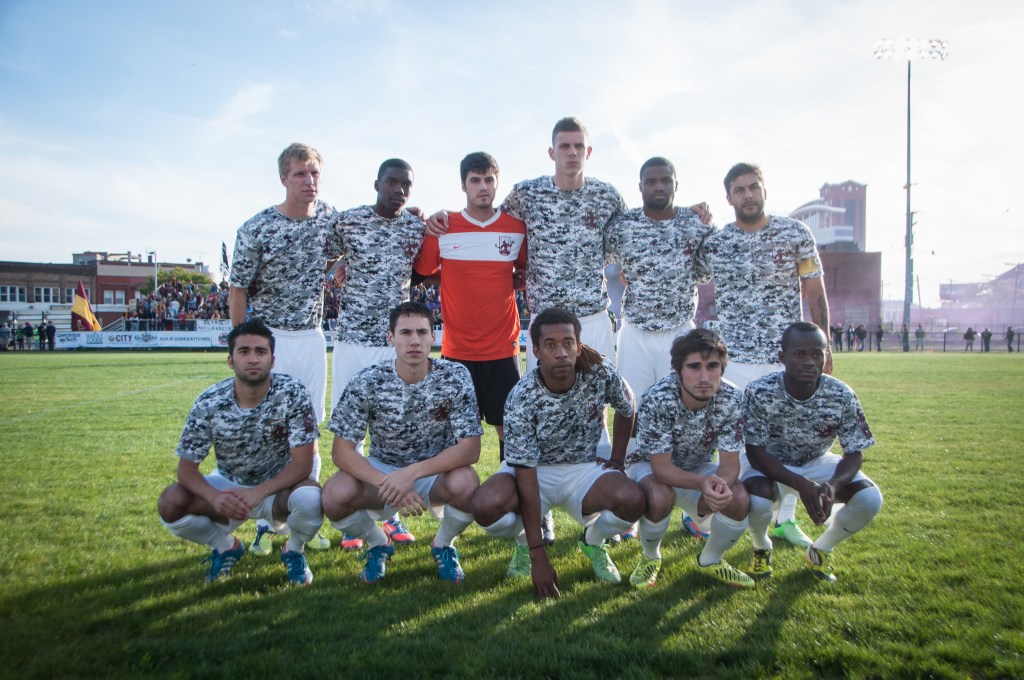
[773,519,813,548]
[806,545,837,583]
[249,524,276,557]
[578,533,622,584]
[306,533,332,551]
[749,548,774,580]
[506,544,532,578]
[629,555,661,589]
[697,557,755,589]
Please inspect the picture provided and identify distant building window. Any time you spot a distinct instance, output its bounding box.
[1,286,27,303]
[116,290,125,304]
[33,287,58,303]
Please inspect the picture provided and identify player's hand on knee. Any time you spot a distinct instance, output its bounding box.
[213,490,250,521]
[797,479,828,525]
[378,468,418,506]
[397,491,428,516]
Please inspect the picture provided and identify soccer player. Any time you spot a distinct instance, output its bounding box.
[413,152,527,466]
[699,162,832,548]
[327,158,427,549]
[742,322,883,583]
[605,157,714,419]
[157,319,323,585]
[470,307,644,598]
[228,142,336,553]
[625,329,754,589]
[322,303,482,584]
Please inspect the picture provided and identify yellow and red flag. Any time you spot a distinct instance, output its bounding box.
[71,280,101,331]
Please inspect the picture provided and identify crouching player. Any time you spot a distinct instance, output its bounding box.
[742,322,883,582]
[471,307,644,598]
[626,329,754,589]
[321,302,482,584]
[157,319,323,585]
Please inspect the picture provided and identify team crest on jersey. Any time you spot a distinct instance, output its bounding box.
[495,236,515,256]
[816,418,841,439]
[403,241,420,258]
[583,212,599,230]
[586,401,601,421]
[269,419,288,441]
[431,398,453,422]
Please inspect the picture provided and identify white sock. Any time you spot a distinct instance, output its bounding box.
[333,510,389,548]
[776,489,799,524]
[285,486,323,553]
[481,511,525,542]
[748,495,774,550]
[813,486,883,551]
[434,506,473,547]
[162,514,234,552]
[585,510,633,545]
[638,515,671,559]
[699,513,749,566]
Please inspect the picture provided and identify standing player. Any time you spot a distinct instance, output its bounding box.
[322,303,482,584]
[157,320,323,585]
[228,142,335,553]
[699,162,832,548]
[413,152,527,465]
[327,158,427,549]
[625,329,754,589]
[742,322,883,582]
[470,307,644,598]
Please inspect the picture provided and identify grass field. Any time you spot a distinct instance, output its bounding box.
[0,349,1022,679]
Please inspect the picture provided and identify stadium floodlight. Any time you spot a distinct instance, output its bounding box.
[874,38,948,329]
[147,250,158,293]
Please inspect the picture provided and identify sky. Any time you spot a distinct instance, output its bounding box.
[1,0,1021,307]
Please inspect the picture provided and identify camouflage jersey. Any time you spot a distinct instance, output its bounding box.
[699,216,822,364]
[328,206,425,346]
[743,372,875,467]
[628,374,744,471]
[606,207,713,331]
[504,359,634,468]
[176,374,319,486]
[228,201,337,330]
[501,176,626,317]
[328,359,482,468]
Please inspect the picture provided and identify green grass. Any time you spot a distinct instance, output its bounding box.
[0,350,1022,678]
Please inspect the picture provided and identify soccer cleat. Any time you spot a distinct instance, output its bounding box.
[773,519,813,548]
[749,548,774,580]
[306,533,332,551]
[249,524,276,557]
[697,557,755,589]
[620,523,638,541]
[629,556,661,589]
[577,533,622,584]
[359,541,395,584]
[383,517,415,544]
[806,545,837,583]
[341,533,365,551]
[681,514,709,540]
[431,544,465,583]
[280,548,313,586]
[203,538,246,583]
[541,512,556,546]
[506,544,532,578]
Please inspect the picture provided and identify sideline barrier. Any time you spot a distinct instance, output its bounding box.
[53,326,528,351]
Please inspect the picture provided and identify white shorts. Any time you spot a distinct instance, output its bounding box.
[722,361,779,390]
[270,326,328,423]
[365,456,444,520]
[628,460,718,525]
[205,469,288,533]
[495,460,624,526]
[741,452,872,490]
[330,341,395,414]
[525,310,615,373]
[616,317,694,403]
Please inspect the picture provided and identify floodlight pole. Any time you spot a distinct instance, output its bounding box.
[874,38,948,329]
[148,250,158,293]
